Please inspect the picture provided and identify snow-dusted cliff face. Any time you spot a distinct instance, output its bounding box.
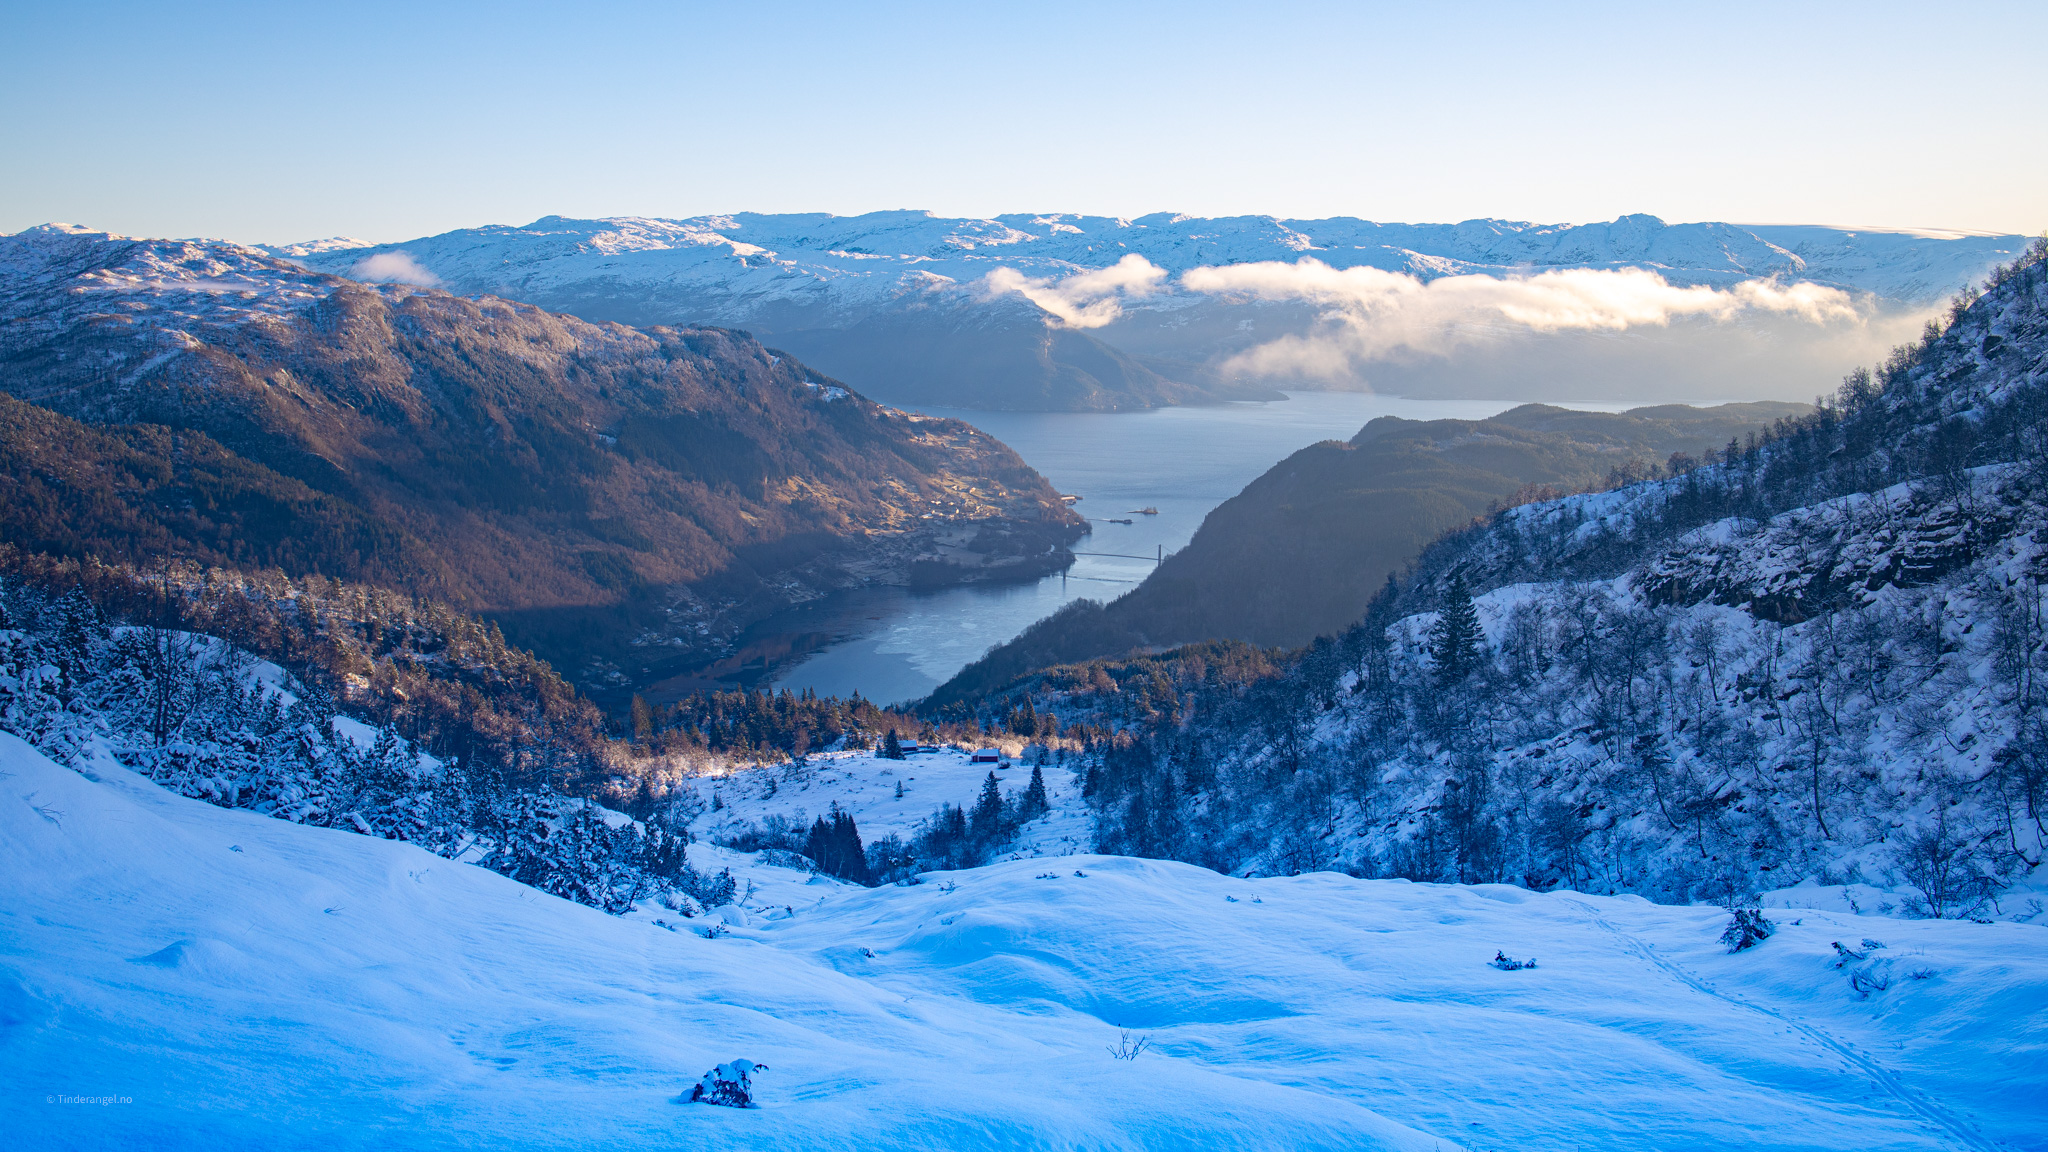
[261,213,2028,410]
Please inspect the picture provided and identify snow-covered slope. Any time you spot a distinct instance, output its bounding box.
[687,746,1092,859]
[5,732,2043,1150]
[274,213,2026,319]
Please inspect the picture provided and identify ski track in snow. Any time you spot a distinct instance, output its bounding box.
[1566,898,2003,1152]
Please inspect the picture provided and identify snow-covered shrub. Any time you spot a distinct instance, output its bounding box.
[1847,957,1896,998]
[659,890,705,917]
[1490,951,1538,971]
[754,848,812,871]
[714,812,809,853]
[688,1059,766,1107]
[693,867,738,908]
[1720,908,1775,952]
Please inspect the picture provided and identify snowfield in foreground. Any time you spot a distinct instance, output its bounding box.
[3,733,2043,1151]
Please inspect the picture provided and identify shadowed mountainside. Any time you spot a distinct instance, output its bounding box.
[0,226,1082,696]
[926,400,1807,708]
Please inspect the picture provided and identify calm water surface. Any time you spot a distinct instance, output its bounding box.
[761,392,1546,705]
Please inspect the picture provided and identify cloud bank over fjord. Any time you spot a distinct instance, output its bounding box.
[981,252,1166,328]
[982,253,1874,386]
[1180,259,1866,380]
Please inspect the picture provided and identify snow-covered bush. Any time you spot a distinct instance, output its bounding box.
[1720,908,1775,952]
[713,811,809,853]
[688,1059,766,1107]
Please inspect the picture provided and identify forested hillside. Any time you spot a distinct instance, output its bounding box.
[0,550,1044,914]
[0,226,1081,695]
[929,400,1805,707]
[973,238,2048,915]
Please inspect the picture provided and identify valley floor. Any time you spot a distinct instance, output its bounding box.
[3,733,2042,1151]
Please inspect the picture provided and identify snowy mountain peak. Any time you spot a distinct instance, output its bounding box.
[265,235,373,257]
[261,211,2028,337]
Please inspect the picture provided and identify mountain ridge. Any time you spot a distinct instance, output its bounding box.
[270,212,2026,310]
[0,225,1084,699]
[248,212,2027,412]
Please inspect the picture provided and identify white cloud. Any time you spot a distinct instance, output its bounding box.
[350,251,443,287]
[981,253,1166,328]
[1179,259,1866,380]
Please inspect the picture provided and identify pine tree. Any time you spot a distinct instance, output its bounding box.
[971,770,1006,841]
[833,808,868,884]
[881,727,905,760]
[1010,697,1038,737]
[1428,573,1486,682]
[1021,762,1050,820]
[804,814,834,873]
[803,806,870,883]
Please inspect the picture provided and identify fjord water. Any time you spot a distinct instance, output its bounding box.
[758,392,1540,705]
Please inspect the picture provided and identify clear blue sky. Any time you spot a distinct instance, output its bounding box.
[4,0,2043,243]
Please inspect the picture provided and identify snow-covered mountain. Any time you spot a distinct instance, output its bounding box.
[972,241,2048,918]
[274,212,2024,318]
[0,223,1082,698]
[264,212,2029,411]
[4,232,2045,1148]
[7,729,2043,1150]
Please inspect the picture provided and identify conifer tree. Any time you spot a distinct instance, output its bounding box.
[1428,573,1486,682]
[833,808,868,884]
[1012,697,1037,737]
[881,727,905,759]
[804,814,835,872]
[804,805,870,883]
[1021,762,1050,820]
[971,770,1006,841]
